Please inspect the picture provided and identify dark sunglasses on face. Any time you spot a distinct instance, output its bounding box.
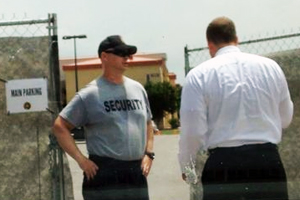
[104,49,130,58]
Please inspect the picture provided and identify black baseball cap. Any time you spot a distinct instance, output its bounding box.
[98,35,137,57]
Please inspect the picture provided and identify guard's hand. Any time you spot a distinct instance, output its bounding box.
[141,155,153,177]
[78,156,99,180]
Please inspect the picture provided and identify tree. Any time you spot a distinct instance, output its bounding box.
[174,83,182,117]
[144,81,181,127]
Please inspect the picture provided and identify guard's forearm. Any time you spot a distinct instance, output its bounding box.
[145,120,154,152]
[52,118,85,163]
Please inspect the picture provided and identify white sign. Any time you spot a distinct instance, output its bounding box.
[5,78,48,114]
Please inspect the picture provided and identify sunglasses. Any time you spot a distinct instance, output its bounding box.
[104,49,131,58]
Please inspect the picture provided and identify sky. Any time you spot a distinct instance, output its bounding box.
[1,0,300,85]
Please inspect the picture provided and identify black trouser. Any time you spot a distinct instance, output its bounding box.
[202,143,288,200]
[82,155,149,200]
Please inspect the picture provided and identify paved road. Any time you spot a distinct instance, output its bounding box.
[67,134,190,200]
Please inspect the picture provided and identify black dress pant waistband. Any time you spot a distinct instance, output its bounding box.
[89,154,142,169]
[208,142,277,155]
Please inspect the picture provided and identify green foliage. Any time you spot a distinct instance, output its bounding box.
[168,118,180,129]
[174,84,182,116]
[144,81,181,123]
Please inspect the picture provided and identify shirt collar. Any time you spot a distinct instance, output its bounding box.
[215,45,241,57]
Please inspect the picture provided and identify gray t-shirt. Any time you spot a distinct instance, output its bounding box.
[60,76,152,160]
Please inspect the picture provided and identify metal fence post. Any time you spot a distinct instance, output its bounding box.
[48,13,66,200]
[184,45,190,76]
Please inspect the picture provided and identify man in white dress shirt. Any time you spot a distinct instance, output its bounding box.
[179,16,293,200]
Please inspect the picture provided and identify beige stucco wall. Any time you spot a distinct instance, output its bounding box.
[65,68,102,103]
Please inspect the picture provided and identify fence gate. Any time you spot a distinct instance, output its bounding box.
[0,14,72,200]
[184,32,300,200]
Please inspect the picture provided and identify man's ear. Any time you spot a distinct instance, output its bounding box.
[207,41,214,50]
[234,36,239,45]
[207,41,217,58]
[100,52,108,61]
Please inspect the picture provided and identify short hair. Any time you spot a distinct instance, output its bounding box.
[206,17,237,45]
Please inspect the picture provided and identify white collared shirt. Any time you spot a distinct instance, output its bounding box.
[178,46,294,172]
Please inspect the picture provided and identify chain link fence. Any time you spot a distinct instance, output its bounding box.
[0,14,73,200]
[184,31,300,200]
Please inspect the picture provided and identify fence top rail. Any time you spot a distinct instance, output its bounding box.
[186,32,300,53]
[239,32,300,45]
[0,18,50,27]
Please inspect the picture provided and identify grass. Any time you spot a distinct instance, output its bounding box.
[161,129,179,135]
